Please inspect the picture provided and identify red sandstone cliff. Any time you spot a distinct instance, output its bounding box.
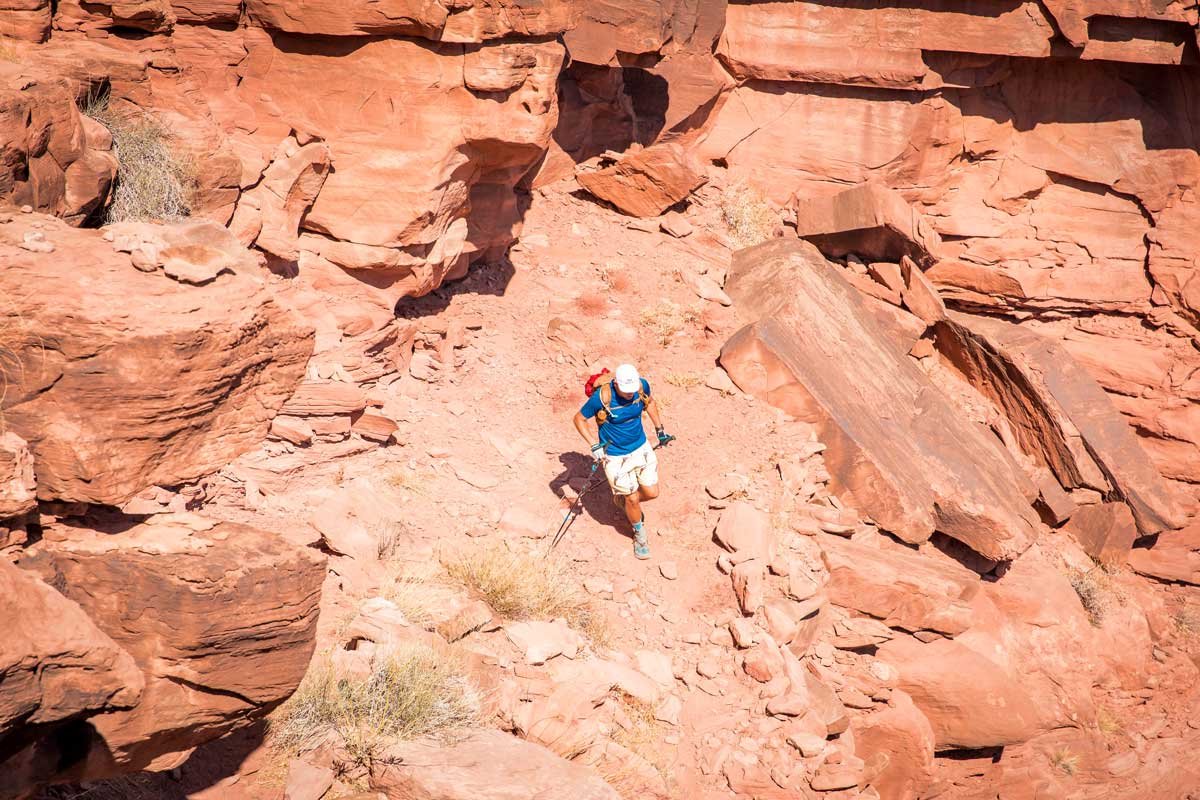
[3,2,1200,800]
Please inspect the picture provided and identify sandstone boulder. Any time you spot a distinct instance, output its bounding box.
[372,730,621,799]
[0,432,36,522]
[0,217,313,506]
[721,240,1040,560]
[820,535,978,636]
[0,0,51,40]
[1063,503,1138,567]
[851,691,936,800]
[0,73,117,220]
[1129,523,1200,585]
[0,561,143,796]
[791,183,942,267]
[876,636,1042,750]
[936,313,1183,537]
[17,514,325,780]
[713,501,774,563]
[576,143,705,218]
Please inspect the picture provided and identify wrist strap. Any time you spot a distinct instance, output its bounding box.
[591,442,604,452]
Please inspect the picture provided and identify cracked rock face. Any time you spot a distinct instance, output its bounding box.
[15,514,325,783]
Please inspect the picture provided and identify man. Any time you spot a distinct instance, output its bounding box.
[573,363,674,559]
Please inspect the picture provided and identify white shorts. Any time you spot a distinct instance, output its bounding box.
[603,441,659,496]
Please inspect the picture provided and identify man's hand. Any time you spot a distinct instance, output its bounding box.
[590,442,608,465]
[656,427,676,447]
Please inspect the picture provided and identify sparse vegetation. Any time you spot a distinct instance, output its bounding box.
[380,561,458,627]
[387,466,436,497]
[372,520,407,561]
[610,693,661,757]
[664,372,702,389]
[1067,566,1122,626]
[1051,747,1080,776]
[442,542,608,645]
[270,643,480,768]
[81,90,196,224]
[1096,704,1123,736]
[717,180,778,248]
[1175,603,1200,637]
[638,300,700,346]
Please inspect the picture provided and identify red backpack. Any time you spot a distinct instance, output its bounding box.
[584,368,649,424]
[584,368,612,397]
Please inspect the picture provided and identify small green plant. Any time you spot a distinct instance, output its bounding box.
[1051,747,1080,775]
[717,180,777,248]
[82,90,196,224]
[442,542,607,645]
[270,643,479,768]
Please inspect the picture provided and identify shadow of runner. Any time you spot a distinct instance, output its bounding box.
[549,452,633,543]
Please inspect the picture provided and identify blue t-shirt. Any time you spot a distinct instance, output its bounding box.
[581,378,651,456]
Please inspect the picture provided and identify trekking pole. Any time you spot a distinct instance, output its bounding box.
[547,462,605,553]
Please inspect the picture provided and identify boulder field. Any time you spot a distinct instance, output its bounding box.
[3,2,1200,800]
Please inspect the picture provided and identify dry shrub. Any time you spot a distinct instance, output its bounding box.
[83,92,196,224]
[664,372,701,389]
[717,180,777,248]
[638,300,700,346]
[1067,567,1123,626]
[270,643,480,769]
[1175,603,1200,637]
[610,693,660,757]
[373,520,407,561]
[1050,747,1080,776]
[387,466,435,497]
[442,542,608,644]
[575,291,609,317]
[1096,705,1123,736]
[381,561,459,627]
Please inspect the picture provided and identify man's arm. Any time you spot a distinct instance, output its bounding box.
[573,411,599,448]
[644,394,663,430]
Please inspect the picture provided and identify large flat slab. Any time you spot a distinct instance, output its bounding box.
[720,239,1040,560]
[936,312,1183,536]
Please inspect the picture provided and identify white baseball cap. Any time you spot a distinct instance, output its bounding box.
[615,363,640,393]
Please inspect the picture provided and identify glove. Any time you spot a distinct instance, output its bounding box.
[656,427,676,447]
[590,442,608,464]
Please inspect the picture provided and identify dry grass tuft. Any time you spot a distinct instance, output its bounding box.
[372,520,407,561]
[1096,705,1123,736]
[270,643,480,769]
[1175,603,1200,637]
[386,466,436,497]
[1067,567,1123,626]
[638,300,700,347]
[610,693,661,756]
[83,91,196,224]
[380,561,459,627]
[664,372,702,389]
[442,542,608,645]
[717,180,778,248]
[1050,747,1080,776]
